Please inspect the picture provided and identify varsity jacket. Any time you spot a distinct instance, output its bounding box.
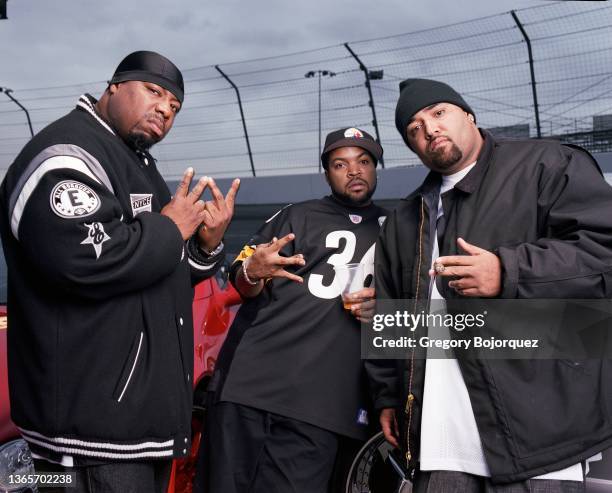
[367,131,612,482]
[0,95,222,463]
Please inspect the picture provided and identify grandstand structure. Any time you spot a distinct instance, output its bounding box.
[1,1,611,180]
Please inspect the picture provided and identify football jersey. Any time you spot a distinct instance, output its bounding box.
[216,195,387,439]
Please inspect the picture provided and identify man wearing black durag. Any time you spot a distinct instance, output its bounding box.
[0,51,239,492]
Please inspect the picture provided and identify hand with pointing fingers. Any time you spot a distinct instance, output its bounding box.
[161,167,209,241]
[430,237,502,297]
[197,177,241,252]
[245,233,306,284]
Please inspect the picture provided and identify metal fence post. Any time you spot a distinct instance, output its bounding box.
[511,10,542,138]
[215,65,256,177]
[344,43,385,167]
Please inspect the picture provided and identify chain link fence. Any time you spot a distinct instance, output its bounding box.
[1,1,611,180]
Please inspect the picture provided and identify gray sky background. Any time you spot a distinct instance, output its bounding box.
[8,0,611,181]
[1,0,550,91]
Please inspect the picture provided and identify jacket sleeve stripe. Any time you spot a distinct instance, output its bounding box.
[10,155,99,239]
[23,435,174,460]
[18,427,174,451]
[9,145,114,239]
[188,257,218,271]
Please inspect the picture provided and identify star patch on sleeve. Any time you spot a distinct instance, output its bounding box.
[81,222,110,259]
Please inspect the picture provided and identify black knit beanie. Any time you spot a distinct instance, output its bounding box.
[395,78,474,147]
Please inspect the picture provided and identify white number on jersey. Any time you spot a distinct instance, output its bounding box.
[307,230,375,300]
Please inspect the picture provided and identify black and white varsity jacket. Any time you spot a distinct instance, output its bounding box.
[0,95,222,463]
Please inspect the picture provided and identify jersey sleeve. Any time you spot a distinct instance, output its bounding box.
[9,154,184,300]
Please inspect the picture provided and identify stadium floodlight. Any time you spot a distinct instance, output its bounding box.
[304,69,336,172]
[0,87,34,138]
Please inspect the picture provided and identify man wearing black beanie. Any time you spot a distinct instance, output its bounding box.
[0,51,239,492]
[367,78,612,491]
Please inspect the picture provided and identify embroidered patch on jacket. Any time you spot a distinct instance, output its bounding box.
[356,408,369,426]
[130,193,153,216]
[378,216,387,227]
[349,214,362,224]
[81,222,110,259]
[50,181,100,218]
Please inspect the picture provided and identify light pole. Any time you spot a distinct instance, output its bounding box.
[0,87,34,138]
[305,69,336,173]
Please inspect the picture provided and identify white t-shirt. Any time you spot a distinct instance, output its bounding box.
[419,163,587,481]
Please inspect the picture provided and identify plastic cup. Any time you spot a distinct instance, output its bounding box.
[334,262,374,310]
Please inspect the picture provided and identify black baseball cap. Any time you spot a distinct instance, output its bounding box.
[321,127,383,169]
[109,51,184,103]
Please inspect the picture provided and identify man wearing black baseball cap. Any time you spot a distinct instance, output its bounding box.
[367,78,612,491]
[0,51,239,492]
[195,127,386,493]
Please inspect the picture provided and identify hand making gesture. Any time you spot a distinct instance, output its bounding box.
[162,169,240,247]
[197,177,240,252]
[161,167,210,241]
[237,233,306,298]
[431,237,502,297]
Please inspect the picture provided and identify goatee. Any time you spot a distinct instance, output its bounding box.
[332,181,377,207]
[428,141,463,170]
[126,131,157,152]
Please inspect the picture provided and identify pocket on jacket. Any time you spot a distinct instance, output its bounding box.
[112,331,145,402]
[492,359,608,457]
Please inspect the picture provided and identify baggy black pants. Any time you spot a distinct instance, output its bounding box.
[194,400,339,493]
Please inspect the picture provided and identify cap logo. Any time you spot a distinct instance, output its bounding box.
[344,128,364,139]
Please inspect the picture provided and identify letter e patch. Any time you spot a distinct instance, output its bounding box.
[50,181,100,218]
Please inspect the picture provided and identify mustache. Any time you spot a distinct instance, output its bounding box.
[427,136,451,152]
[347,178,368,187]
[146,113,165,132]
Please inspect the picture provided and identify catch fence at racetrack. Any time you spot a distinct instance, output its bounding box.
[1,1,611,180]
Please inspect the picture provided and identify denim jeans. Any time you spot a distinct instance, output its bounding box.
[34,459,172,493]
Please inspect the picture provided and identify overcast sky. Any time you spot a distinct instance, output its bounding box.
[1,0,551,91]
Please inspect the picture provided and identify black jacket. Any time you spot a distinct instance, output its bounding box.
[0,95,222,463]
[367,131,612,482]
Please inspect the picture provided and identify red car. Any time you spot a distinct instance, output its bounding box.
[168,273,241,493]
[2,262,611,492]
